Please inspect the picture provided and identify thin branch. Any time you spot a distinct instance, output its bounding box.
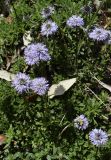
[59,114,66,126]
[85,85,106,106]
[58,123,71,138]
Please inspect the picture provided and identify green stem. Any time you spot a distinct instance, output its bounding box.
[96,147,101,159]
[75,33,84,76]
[75,28,78,76]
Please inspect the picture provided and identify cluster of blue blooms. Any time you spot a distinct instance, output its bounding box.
[66,15,84,28]
[12,42,50,95]
[74,115,108,146]
[40,6,58,37]
[12,5,110,147]
[24,43,51,66]
[41,6,54,18]
[12,73,49,95]
[41,20,58,37]
[30,77,49,95]
[89,129,108,146]
[74,115,88,130]
[40,6,111,41]
[88,27,111,41]
[12,72,30,94]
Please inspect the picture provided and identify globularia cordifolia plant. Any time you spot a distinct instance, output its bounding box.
[0,0,111,159]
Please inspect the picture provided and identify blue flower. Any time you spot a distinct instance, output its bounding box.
[41,20,58,37]
[12,72,30,94]
[89,129,108,146]
[74,115,88,130]
[24,43,51,65]
[66,15,84,28]
[30,77,49,95]
[88,27,110,41]
[41,6,55,18]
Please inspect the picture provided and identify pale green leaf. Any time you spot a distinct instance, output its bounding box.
[0,70,15,81]
[23,31,33,46]
[48,78,76,99]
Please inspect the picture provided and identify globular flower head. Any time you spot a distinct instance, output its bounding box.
[12,72,30,94]
[74,115,88,130]
[24,43,51,65]
[88,27,110,41]
[81,5,92,14]
[30,77,49,95]
[89,129,108,146]
[41,20,58,37]
[66,15,84,28]
[41,6,54,18]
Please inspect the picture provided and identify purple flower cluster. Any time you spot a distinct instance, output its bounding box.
[40,6,111,46]
[89,129,108,146]
[30,77,49,95]
[12,73,49,95]
[40,6,85,36]
[73,115,108,146]
[66,15,84,28]
[41,20,58,37]
[41,6,55,18]
[88,27,110,41]
[74,115,88,130]
[12,72,30,94]
[24,43,51,65]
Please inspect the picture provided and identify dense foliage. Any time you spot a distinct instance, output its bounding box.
[0,0,111,159]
